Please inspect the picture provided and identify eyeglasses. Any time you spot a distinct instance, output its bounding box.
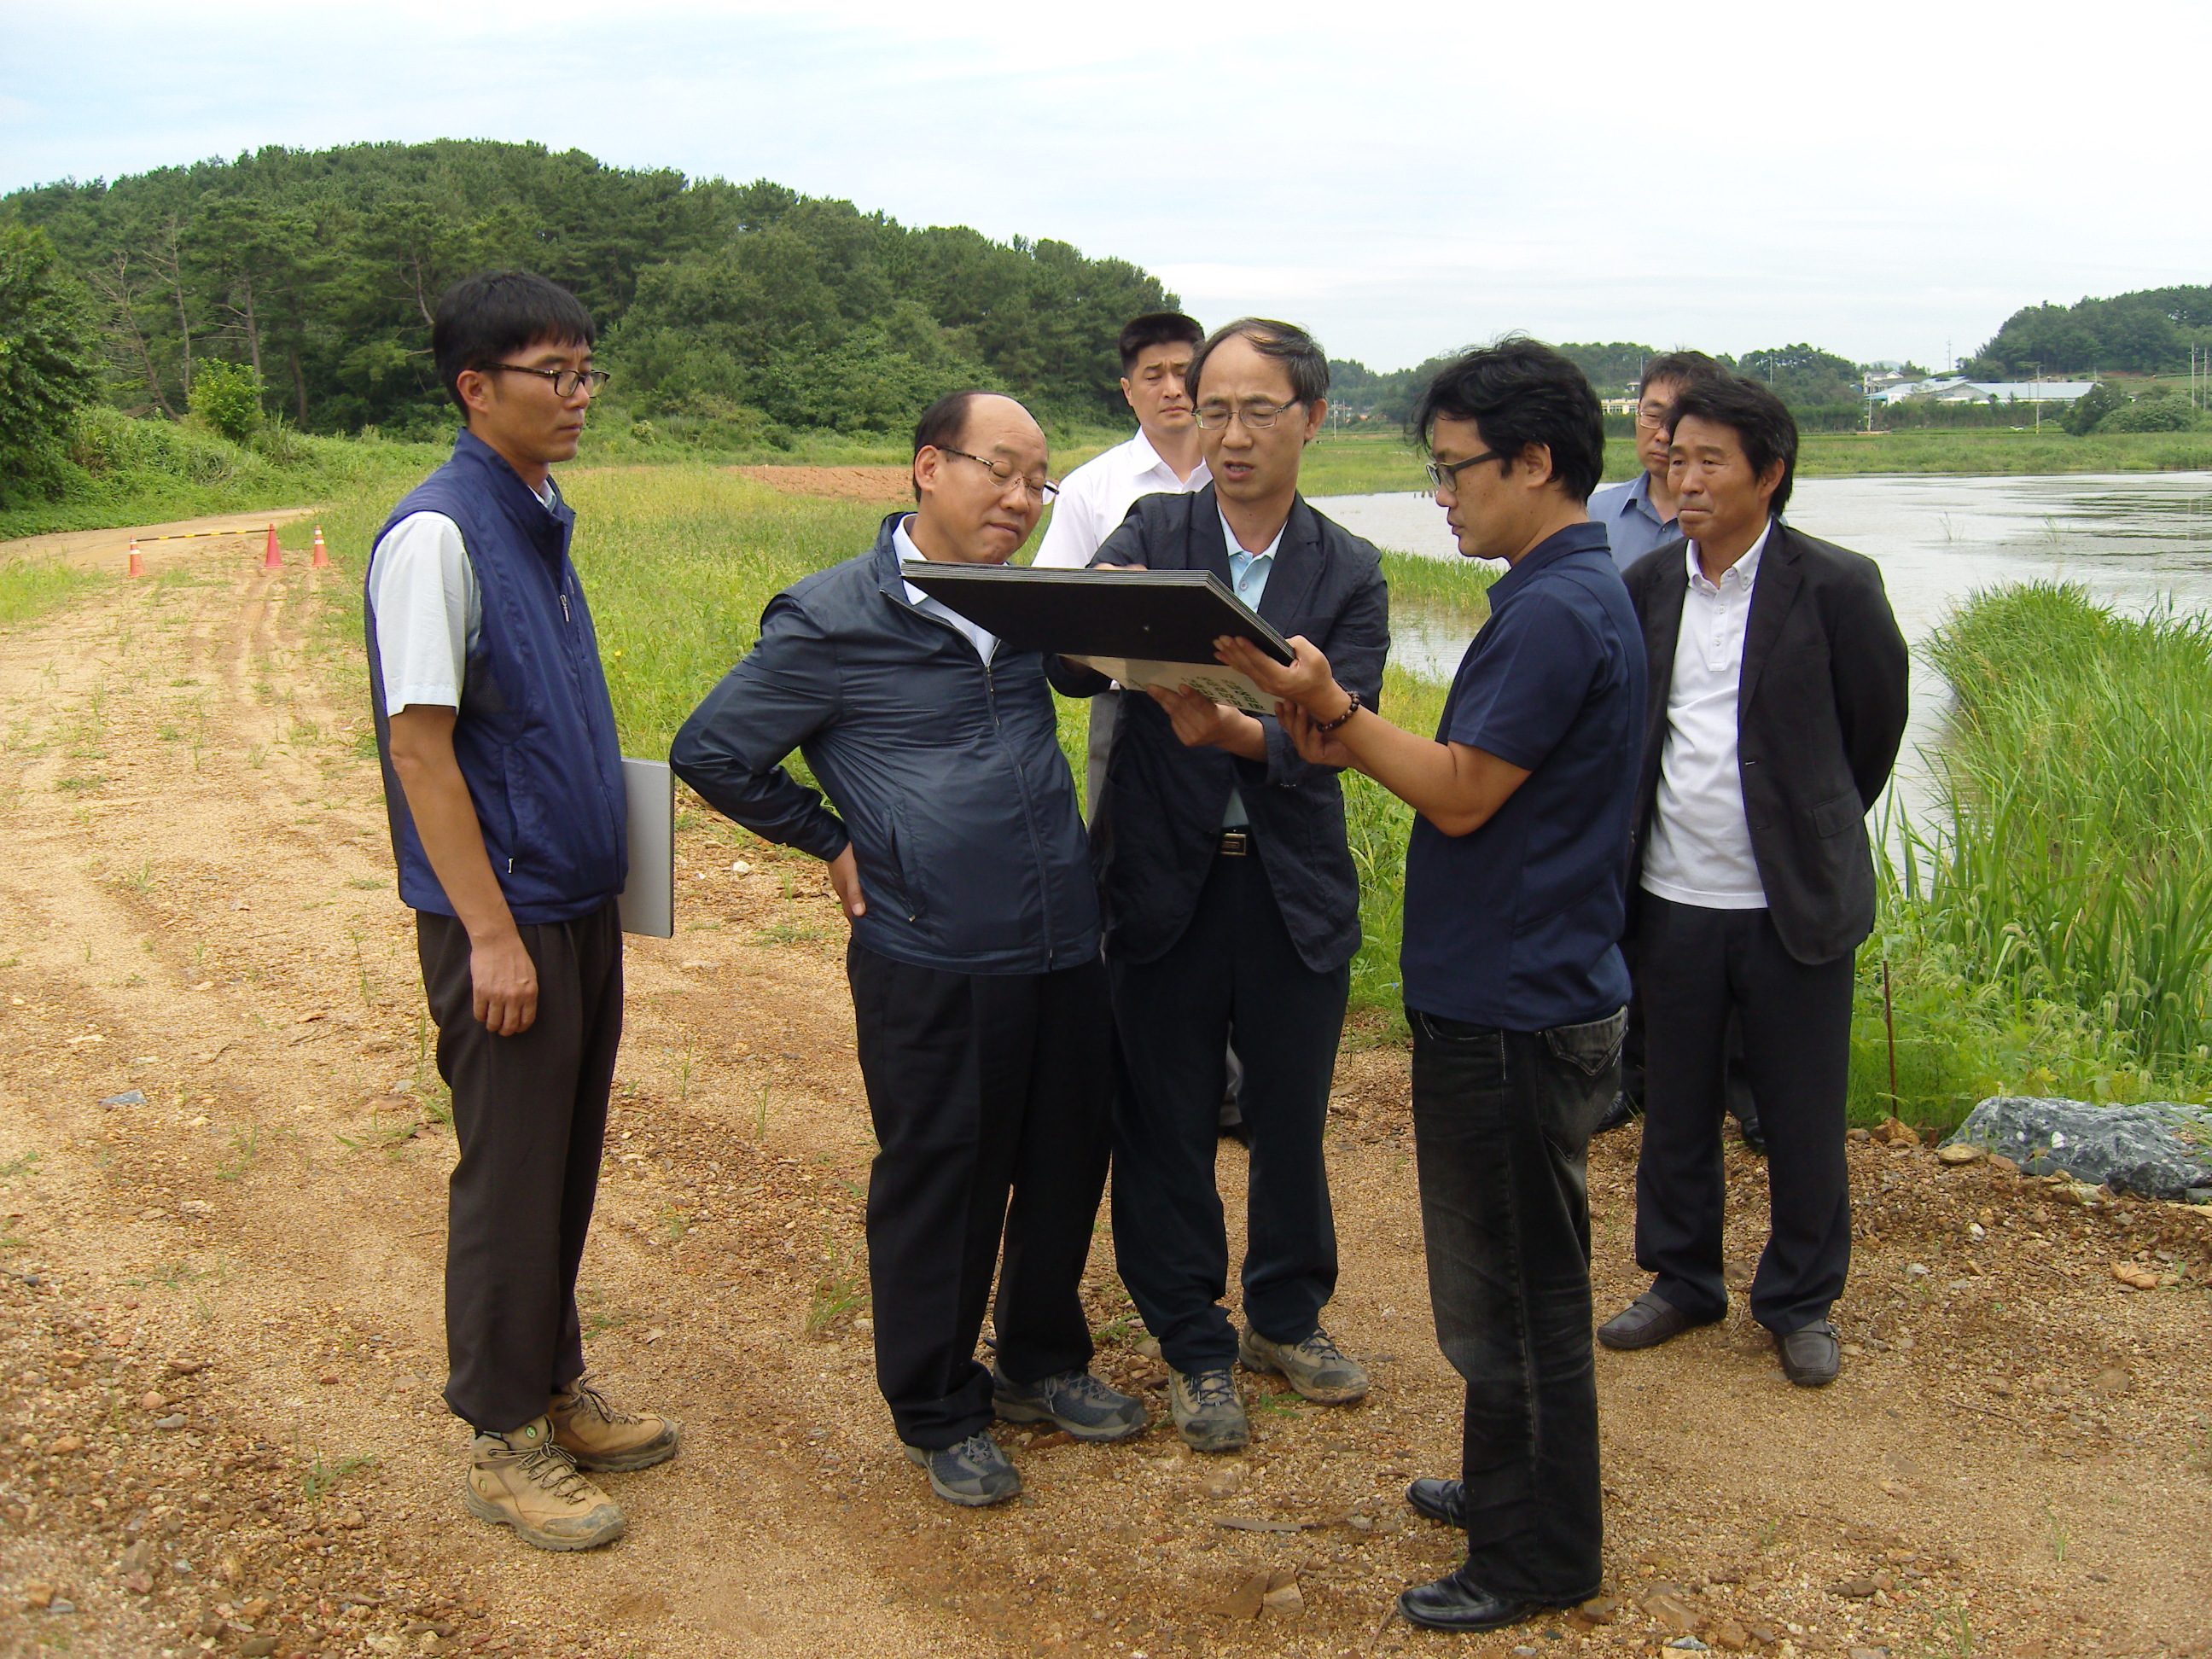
[1423,449,1505,493]
[939,447,1059,502]
[488,364,611,399]
[1191,399,1304,431]
[1633,405,1673,429]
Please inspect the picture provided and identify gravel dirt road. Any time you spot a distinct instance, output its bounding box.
[1,522,2209,1659]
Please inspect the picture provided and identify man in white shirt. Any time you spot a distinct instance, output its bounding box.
[1600,377,1907,1389]
[1034,311,1209,812]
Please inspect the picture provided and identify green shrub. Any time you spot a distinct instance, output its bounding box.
[2063,380,2122,435]
[187,361,264,442]
[2097,398,2201,434]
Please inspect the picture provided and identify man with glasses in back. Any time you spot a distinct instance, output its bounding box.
[672,390,1146,1509]
[368,271,677,1552]
[1057,319,1388,1453]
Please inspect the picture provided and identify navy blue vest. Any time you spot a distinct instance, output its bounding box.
[366,429,628,925]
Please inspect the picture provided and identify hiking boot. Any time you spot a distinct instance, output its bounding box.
[463,1417,625,1551]
[549,1375,681,1472]
[992,1366,1149,1441]
[1238,1324,1370,1405]
[903,1430,1022,1507]
[1167,1366,1249,1453]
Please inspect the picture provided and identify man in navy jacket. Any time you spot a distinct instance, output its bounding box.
[672,391,1146,1509]
[367,271,677,1553]
[1057,319,1390,1455]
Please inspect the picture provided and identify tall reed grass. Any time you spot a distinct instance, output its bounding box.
[1871,582,2212,1120]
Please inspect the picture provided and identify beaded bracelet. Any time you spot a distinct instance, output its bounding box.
[1313,690,1363,734]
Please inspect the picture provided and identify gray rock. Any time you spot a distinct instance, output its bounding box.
[100,1091,146,1108]
[1944,1097,2212,1200]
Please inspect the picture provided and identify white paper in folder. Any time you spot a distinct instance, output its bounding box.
[618,758,674,938]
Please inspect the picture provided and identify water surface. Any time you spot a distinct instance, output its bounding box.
[1325,472,2212,827]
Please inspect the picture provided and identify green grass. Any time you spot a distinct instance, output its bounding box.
[0,558,100,628]
[1864,583,2212,1126]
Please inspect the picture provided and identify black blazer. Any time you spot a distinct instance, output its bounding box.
[1053,486,1389,973]
[1622,521,1909,966]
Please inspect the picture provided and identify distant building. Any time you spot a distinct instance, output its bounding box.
[1869,376,2098,406]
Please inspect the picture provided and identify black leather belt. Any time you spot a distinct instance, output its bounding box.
[1217,830,1252,857]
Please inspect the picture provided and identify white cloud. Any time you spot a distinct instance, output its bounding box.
[4,0,2207,368]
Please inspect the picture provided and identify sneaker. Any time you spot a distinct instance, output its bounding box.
[992,1366,1149,1441]
[548,1375,681,1472]
[463,1417,625,1551]
[1238,1324,1370,1404]
[903,1429,1022,1507]
[1167,1366,1249,1453]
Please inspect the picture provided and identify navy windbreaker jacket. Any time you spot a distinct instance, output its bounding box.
[670,515,1100,975]
[365,429,629,925]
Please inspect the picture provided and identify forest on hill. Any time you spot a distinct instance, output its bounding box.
[1965,284,2212,377]
[2,139,1174,441]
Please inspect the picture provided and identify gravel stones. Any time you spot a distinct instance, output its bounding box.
[1944,1096,2212,1200]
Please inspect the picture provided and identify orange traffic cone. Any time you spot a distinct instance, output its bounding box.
[311,525,330,568]
[263,523,282,570]
[127,540,144,579]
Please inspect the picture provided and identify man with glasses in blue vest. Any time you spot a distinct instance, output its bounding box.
[368,271,677,1553]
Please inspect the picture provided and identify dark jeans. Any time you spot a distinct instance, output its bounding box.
[1409,1004,1620,1604]
[1109,851,1348,1374]
[847,942,1114,1449]
[1633,895,1854,1334]
[418,902,623,1434]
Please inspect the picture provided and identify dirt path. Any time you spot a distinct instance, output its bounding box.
[0,533,2209,1659]
[3,510,323,579]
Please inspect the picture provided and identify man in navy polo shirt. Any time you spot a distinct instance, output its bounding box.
[1222,339,1642,1634]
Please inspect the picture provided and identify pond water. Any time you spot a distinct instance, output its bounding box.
[1324,472,2212,828]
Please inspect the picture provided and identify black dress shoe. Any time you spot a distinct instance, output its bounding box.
[1735,1114,1767,1155]
[1592,1091,1639,1134]
[1596,1290,1713,1351]
[1406,1477,1469,1528]
[1776,1320,1841,1387]
[1396,1564,1551,1633]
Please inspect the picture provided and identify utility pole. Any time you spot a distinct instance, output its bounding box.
[2029,361,2042,434]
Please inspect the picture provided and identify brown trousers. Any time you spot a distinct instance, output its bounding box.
[417,902,623,1432]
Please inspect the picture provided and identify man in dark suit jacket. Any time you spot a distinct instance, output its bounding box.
[1057,317,1388,1454]
[1598,375,1908,1388]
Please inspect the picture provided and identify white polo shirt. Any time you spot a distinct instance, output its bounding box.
[1032,429,1208,568]
[1639,523,1773,910]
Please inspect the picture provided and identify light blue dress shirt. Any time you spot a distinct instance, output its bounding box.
[1586,470,1679,571]
[1220,511,1280,828]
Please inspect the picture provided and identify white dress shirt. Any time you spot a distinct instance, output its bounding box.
[896,517,998,662]
[1032,429,1208,568]
[1639,523,1773,910]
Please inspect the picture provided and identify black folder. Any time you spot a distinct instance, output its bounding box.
[899,563,1293,713]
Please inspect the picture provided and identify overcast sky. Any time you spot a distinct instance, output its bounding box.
[5,0,2205,373]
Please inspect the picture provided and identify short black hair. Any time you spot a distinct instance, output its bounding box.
[911,388,992,501]
[1119,312,1204,372]
[1638,350,1725,398]
[1666,375,1799,515]
[1411,336,1605,503]
[1186,317,1329,408]
[432,271,596,412]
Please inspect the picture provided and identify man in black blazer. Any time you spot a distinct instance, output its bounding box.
[1598,375,1907,1388]
[1057,317,1388,1453]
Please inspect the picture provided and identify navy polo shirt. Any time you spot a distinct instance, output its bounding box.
[1400,522,1645,1031]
